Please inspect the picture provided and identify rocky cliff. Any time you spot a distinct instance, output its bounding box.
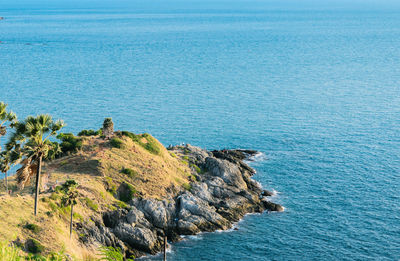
[79,144,283,259]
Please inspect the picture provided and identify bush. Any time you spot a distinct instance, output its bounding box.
[116,201,128,209]
[190,163,202,174]
[78,129,102,137]
[26,239,44,254]
[120,131,141,143]
[121,168,137,178]
[120,132,161,155]
[118,182,137,203]
[83,197,99,211]
[99,246,134,261]
[110,138,124,149]
[182,183,192,191]
[57,133,82,155]
[24,223,41,234]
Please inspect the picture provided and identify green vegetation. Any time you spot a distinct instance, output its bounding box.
[190,163,203,174]
[6,114,65,216]
[0,102,17,194]
[0,240,68,261]
[118,182,137,203]
[83,197,99,211]
[109,138,124,149]
[121,168,137,178]
[26,238,45,254]
[77,129,102,137]
[0,103,192,259]
[24,223,41,234]
[119,131,161,155]
[116,201,128,209]
[0,241,22,261]
[182,183,192,191]
[105,177,117,195]
[60,180,79,238]
[99,246,134,261]
[57,133,83,155]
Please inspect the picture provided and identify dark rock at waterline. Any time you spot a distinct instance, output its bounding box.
[262,189,274,197]
[262,199,284,212]
[76,145,283,258]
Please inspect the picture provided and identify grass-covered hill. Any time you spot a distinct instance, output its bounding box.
[0,130,193,260]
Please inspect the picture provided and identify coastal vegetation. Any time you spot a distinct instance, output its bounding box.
[0,103,193,259]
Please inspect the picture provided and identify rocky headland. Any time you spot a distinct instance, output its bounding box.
[79,144,283,258]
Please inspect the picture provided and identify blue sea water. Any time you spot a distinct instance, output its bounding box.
[1,0,400,260]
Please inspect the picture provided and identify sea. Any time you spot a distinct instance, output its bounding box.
[0,0,399,260]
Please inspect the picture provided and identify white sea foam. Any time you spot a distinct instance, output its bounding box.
[246,151,268,162]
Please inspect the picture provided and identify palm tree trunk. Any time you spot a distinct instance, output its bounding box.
[5,171,8,194]
[34,154,42,216]
[70,204,74,239]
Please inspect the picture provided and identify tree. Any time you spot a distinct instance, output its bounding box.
[0,101,17,151]
[0,151,12,193]
[6,114,65,215]
[60,180,78,239]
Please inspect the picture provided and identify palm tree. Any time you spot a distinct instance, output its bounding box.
[0,101,17,151]
[60,180,78,239]
[6,114,65,216]
[0,151,12,193]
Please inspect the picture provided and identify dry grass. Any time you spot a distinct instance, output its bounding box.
[0,133,191,259]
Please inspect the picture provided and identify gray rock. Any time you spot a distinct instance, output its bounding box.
[114,223,160,253]
[205,157,248,190]
[261,199,284,212]
[178,193,230,230]
[126,207,152,228]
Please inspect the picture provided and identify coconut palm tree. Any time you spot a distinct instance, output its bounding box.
[60,180,78,239]
[0,102,17,151]
[6,114,65,216]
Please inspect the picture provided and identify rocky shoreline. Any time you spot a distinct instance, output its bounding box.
[78,144,283,259]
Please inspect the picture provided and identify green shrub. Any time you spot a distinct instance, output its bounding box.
[142,134,161,155]
[48,201,58,212]
[77,129,102,137]
[26,239,44,254]
[116,201,128,209]
[118,182,137,203]
[24,223,41,234]
[120,131,141,142]
[182,183,192,191]
[181,160,189,166]
[57,133,82,155]
[110,138,124,149]
[73,212,84,222]
[99,246,134,261]
[169,152,176,158]
[83,197,99,211]
[121,168,137,178]
[190,163,202,174]
[120,132,161,155]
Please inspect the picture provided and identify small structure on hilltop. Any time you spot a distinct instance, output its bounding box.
[102,118,114,139]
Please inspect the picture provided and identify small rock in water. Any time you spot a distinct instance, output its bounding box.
[262,190,274,197]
